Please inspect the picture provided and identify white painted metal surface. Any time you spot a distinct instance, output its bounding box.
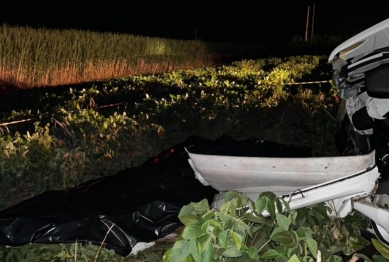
[188,150,380,220]
[213,167,379,213]
[328,18,389,63]
[354,194,389,243]
[188,150,375,195]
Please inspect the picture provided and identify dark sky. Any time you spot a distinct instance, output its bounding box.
[1,1,388,45]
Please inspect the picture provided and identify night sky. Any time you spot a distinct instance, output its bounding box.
[1,1,388,45]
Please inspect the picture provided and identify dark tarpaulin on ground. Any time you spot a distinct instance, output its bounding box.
[0,135,311,256]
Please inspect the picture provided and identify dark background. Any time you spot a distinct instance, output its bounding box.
[1,0,388,45]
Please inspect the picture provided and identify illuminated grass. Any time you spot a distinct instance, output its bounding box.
[0,24,212,88]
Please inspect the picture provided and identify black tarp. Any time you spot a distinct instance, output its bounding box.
[0,135,311,256]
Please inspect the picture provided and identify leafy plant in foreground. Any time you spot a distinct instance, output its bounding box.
[162,191,370,262]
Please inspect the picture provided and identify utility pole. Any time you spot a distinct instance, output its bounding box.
[305,5,310,41]
[311,2,315,39]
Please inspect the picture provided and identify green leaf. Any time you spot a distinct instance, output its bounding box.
[288,211,298,224]
[255,196,267,214]
[267,198,276,219]
[333,255,343,262]
[225,191,245,204]
[200,250,214,262]
[373,255,389,262]
[220,201,236,216]
[209,219,223,230]
[198,234,212,249]
[274,245,287,255]
[276,198,283,213]
[295,209,307,226]
[179,204,194,217]
[171,240,190,261]
[319,246,331,260]
[306,238,318,258]
[162,248,173,262]
[276,257,290,262]
[182,254,196,262]
[247,199,256,210]
[372,239,389,259]
[218,229,243,255]
[330,245,341,254]
[230,231,243,250]
[281,198,291,213]
[219,230,229,249]
[198,199,210,213]
[307,209,323,226]
[239,193,249,206]
[172,239,199,262]
[225,217,252,238]
[271,231,298,248]
[260,249,281,259]
[201,210,215,222]
[257,192,277,219]
[179,200,209,220]
[100,123,107,132]
[271,227,287,238]
[276,213,291,231]
[182,224,203,240]
[295,227,307,239]
[242,213,267,224]
[288,254,301,262]
[250,224,262,235]
[212,247,226,260]
[222,248,243,258]
[260,191,276,203]
[201,219,222,238]
[287,246,299,257]
[247,246,259,260]
[179,214,199,226]
[219,214,234,226]
[311,203,328,216]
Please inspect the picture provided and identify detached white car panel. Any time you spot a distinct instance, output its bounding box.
[188,150,379,212]
[188,150,375,192]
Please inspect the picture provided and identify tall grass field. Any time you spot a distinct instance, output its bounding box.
[0,24,212,89]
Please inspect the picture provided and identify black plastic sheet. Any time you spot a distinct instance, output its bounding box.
[0,135,311,256]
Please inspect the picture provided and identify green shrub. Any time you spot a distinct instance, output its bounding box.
[163,191,369,262]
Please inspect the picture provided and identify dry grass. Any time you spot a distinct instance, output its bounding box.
[0,24,213,89]
[0,58,213,89]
